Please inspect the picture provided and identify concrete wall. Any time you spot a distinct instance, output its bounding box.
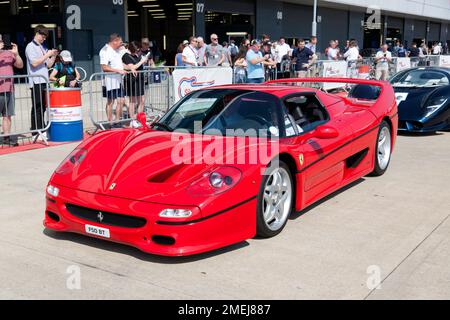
[316,6,349,51]
[64,0,126,75]
[317,0,450,22]
[255,0,283,40]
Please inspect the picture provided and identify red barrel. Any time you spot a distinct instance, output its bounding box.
[358,65,370,79]
[47,88,83,142]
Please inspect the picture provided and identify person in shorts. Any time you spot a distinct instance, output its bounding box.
[122,41,149,127]
[0,34,24,146]
[292,39,316,78]
[375,44,392,81]
[100,33,127,124]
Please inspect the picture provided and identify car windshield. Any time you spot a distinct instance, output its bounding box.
[155,89,286,137]
[390,69,449,87]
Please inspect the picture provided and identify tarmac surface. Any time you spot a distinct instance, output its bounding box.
[0,132,449,299]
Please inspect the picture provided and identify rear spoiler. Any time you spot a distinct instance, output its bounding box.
[266,77,396,116]
[266,77,391,92]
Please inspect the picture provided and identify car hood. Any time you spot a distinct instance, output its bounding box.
[51,129,271,206]
[395,86,438,120]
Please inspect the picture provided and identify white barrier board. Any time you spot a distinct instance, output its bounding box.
[172,67,233,102]
[320,61,348,90]
[395,58,411,72]
[439,56,450,68]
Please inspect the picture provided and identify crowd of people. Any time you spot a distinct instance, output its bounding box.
[1,25,450,146]
[172,33,450,83]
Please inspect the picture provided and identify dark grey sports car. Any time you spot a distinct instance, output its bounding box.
[390,67,450,133]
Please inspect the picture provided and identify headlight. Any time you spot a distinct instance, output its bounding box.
[55,148,87,174]
[159,209,192,218]
[425,97,448,118]
[187,166,242,196]
[47,185,59,197]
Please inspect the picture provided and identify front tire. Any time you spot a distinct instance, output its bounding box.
[256,161,294,238]
[370,120,392,177]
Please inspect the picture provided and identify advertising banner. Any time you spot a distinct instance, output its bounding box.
[172,67,233,102]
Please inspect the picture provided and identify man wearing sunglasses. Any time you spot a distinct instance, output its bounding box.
[205,34,225,67]
[25,25,58,138]
[182,36,199,66]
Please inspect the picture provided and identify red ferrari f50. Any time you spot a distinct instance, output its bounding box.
[44,78,398,256]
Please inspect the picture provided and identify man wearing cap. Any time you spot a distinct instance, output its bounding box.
[246,40,276,84]
[49,50,80,87]
[0,34,24,146]
[25,25,58,136]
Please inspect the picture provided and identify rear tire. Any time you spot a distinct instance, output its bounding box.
[370,120,392,177]
[256,161,294,238]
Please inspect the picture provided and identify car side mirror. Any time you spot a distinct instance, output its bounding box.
[314,125,339,139]
[136,112,148,130]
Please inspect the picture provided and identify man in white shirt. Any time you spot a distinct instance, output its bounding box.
[344,40,362,78]
[375,44,392,81]
[327,40,339,60]
[275,37,291,63]
[100,33,127,123]
[433,42,442,55]
[182,37,199,66]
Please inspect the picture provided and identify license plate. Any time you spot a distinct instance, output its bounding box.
[85,224,110,238]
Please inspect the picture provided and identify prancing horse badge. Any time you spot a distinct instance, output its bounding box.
[109,183,116,190]
[299,154,304,166]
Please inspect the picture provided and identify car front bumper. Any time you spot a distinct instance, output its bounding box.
[44,184,256,256]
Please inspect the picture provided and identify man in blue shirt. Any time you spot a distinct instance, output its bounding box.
[397,43,407,58]
[246,40,276,84]
[292,39,316,78]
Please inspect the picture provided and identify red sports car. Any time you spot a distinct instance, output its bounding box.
[44,78,398,256]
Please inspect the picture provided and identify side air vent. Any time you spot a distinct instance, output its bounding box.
[346,148,369,169]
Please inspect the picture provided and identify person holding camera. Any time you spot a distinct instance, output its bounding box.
[246,40,276,84]
[49,50,80,88]
[25,25,58,137]
[0,34,24,146]
[375,44,392,81]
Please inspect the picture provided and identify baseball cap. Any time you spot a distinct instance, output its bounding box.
[183,40,189,46]
[59,50,73,63]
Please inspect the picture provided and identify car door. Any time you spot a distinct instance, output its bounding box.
[283,92,357,209]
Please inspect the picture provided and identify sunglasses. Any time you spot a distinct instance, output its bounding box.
[211,38,218,40]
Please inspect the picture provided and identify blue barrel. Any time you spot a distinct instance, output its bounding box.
[47,88,83,142]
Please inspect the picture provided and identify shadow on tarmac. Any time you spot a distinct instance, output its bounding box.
[43,177,367,261]
[43,228,250,264]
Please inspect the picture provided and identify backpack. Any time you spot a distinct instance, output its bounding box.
[229,45,238,57]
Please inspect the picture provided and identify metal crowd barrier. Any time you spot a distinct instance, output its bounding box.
[88,68,170,130]
[0,74,50,146]
[88,66,234,130]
